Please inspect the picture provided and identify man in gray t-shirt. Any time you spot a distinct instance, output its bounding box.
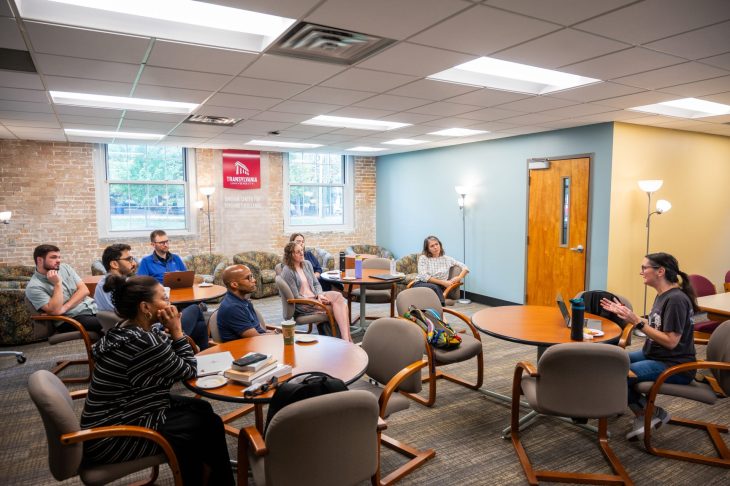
[25,244,102,334]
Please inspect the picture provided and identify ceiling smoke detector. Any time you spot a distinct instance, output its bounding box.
[185,114,241,126]
[268,22,395,65]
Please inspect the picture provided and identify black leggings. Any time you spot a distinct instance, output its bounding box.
[56,314,103,335]
[158,395,234,486]
[412,282,446,305]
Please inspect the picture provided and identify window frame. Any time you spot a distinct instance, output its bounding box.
[93,144,199,239]
[283,153,354,233]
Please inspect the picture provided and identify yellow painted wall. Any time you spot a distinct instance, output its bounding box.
[607,123,730,313]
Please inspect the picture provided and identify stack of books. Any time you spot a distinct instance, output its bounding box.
[224,353,291,385]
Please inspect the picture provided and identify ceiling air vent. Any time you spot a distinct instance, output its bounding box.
[267,22,395,65]
[184,114,241,127]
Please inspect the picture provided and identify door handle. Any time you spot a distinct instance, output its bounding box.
[569,245,584,253]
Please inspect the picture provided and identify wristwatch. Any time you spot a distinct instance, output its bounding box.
[635,321,645,330]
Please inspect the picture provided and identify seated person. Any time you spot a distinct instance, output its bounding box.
[289,233,342,292]
[217,264,274,342]
[81,275,233,485]
[25,244,102,334]
[413,235,469,305]
[96,243,209,350]
[136,230,187,284]
[280,242,352,342]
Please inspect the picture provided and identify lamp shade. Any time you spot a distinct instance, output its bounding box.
[655,199,672,214]
[200,186,215,196]
[638,179,663,193]
[454,185,469,196]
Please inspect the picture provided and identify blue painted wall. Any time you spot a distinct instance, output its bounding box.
[376,123,614,303]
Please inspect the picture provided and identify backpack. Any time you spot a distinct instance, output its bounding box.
[403,305,462,349]
[265,372,347,434]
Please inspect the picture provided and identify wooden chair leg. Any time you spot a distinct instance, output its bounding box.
[644,415,730,468]
[379,434,435,486]
[52,359,92,383]
[221,404,255,438]
[401,352,483,408]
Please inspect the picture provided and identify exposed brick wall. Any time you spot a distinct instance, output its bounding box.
[0,140,376,273]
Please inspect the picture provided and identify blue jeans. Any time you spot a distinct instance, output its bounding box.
[181,304,209,350]
[627,350,692,410]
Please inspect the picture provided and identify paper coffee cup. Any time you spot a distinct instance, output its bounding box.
[282,320,296,345]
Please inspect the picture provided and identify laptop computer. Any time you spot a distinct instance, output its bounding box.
[163,270,195,289]
[556,292,602,329]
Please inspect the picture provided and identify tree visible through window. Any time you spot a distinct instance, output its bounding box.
[287,153,348,226]
[106,145,188,231]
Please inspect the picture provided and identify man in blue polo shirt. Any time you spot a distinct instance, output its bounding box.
[136,229,187,284]
[217,264,274,342]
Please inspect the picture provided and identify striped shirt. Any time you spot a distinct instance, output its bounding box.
[416,255,467,282]
[80,322,196,464]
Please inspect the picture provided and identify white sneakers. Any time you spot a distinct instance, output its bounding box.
[626,406,671,441]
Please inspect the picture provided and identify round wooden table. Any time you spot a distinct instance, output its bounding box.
[320,268,403,332]
[169,284,226,304]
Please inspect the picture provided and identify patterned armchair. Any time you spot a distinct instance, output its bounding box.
[395,253,419,293]
[0,264,34,282]
[310,247,334,271]
[90,260,106,276]
[345,245,394,259]
[0,265,53,345]
[232,251,281,299]
[183,254,229,286]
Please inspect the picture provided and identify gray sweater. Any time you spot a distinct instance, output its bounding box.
[280,261,323,313]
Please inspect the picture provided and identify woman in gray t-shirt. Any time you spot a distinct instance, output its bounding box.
[600,252,698,441]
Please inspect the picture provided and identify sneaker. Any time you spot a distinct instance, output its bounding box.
[626,407,671,441]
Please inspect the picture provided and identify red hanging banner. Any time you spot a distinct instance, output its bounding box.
[222,150,261,190]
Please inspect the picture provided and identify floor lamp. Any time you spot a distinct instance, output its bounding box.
[638,180,672,316]
[455,186,471,304]
[198,186,215,256]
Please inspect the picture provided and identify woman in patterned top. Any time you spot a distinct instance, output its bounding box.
[80,275,233,485]
[413,235,469,305]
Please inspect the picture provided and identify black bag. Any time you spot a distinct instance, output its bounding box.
[265,372,347,433]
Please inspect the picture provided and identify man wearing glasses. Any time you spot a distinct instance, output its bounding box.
[137,229,187,284]
[217,264,274,342]
[95,243,209,350]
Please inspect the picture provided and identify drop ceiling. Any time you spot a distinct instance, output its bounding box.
[0,0,729,155]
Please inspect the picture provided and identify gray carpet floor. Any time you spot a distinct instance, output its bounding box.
[1,297,728,485]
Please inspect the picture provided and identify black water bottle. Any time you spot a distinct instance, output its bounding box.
[570,297,585,341]
[339,252,346,274]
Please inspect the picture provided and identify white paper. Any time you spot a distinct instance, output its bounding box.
[196,351,234,377]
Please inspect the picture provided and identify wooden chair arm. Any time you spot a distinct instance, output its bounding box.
[441,280,461,298]
[693,331,711,345]
[511,361,538,422]
[618,322,635,349]
[184,335,200,354]
[443,308,481,340]
[514,361,538,378]
[377,417,388,431]
[725,282,730,293]
[241,425,268,457]
[379,360,428,418]
[628,370,637,378]
[286,298,337,337]
[406,280,416,289]
[70,389,88,400]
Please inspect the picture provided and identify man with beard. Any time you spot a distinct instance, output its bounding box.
[25,244,102,334]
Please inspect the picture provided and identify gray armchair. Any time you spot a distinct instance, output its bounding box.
[345,245,394,260]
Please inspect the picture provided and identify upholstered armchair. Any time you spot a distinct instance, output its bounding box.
[90,260,106,276]
[395,253,419,293]
[232,251,281,299]
[0,265,50,346]
[345,245,394,260]
[183,253,229,286]
[309,247,334,271]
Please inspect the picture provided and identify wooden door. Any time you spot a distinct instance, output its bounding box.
[526,157,590,305]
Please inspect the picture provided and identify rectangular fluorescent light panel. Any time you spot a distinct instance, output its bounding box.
[628,98,730,118]
[246,140,323,149]
[18,0,295,52]
[428,57,601,95]
[382,139,430,146]
[429,128,488,137]
[65,128,164,140]
[346,146,386,152]
[301,115,410,131]
[50,91,198,114]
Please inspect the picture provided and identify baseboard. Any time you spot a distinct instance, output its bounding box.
[464,292,519,307]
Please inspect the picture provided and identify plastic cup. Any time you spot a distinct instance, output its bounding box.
[282,320,296,345]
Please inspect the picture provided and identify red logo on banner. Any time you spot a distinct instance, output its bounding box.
[222,150,261,190]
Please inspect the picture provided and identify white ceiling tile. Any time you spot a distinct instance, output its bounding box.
[24,21,149,63]
[357,43,476,77]
[484,0,637,26]
[574,0,730,45]
[170,124,228,137]
[241,54,346,84]
[699,52,730,71]
[133,85,212,103]
[207,92,282,110]
[0,87,48,103]
[460,120,520,131]
[221,77,308,98]
[224,119,294,135]
[495,96,576,113]
[494,29,629,69]
[121,112,187,123]
[446,88,531,107]
[8,127,65,139]
[281,124,336,135]
[147,40,258,75]
[597,91,681,109]
[306,0,471,40]
[613,62,729,90]
[550,82,644,103]
[624,115,679,126]
[354,94,430,111]
[0,111,59,126]
[45,75,132,96]
[202,0,321,18]
[194,105,260,120]
[660,76,730,97]
[268,100,341,115]
[702,91,730,104]
[0,71,44,90]
[378,112,441,124]
[304,133,358,143]
[160,136,212,146]
[119,119,179,131]
[326,106,395,119]
[571,110,648,122]
[498,112,562,125]
[0,99,50,113]
[537,103,616,119]
[55,105,123,118]
[291,86,373,105]
[57,114,120,127]
[418,117,484,128]
[0,2,13,17]
[33,54,139,82]
[0,18,26,50]
[407,101,483,116]
[387,79,480,101]
[458,107,525,121]
[409,5,560,56]
[250,111,313,123]
[563,47,685,80]
[645,21,730,60]
[139,66,232,91]
[320,68,417,92]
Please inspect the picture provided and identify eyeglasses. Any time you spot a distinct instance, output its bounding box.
[116,256,135,262]
[154,240,170,245]
[243,376,279,397]
[640,265,659,272]
[241,274,256,282]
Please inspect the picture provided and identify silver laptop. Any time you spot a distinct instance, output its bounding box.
[163,270,195,289]
[556,292,602,329]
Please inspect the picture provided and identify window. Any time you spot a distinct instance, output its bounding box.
[94,144,197,238]
[284,153,354,231]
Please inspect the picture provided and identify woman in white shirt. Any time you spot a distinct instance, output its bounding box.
[413,235,469,305]
[280,242,352,342]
